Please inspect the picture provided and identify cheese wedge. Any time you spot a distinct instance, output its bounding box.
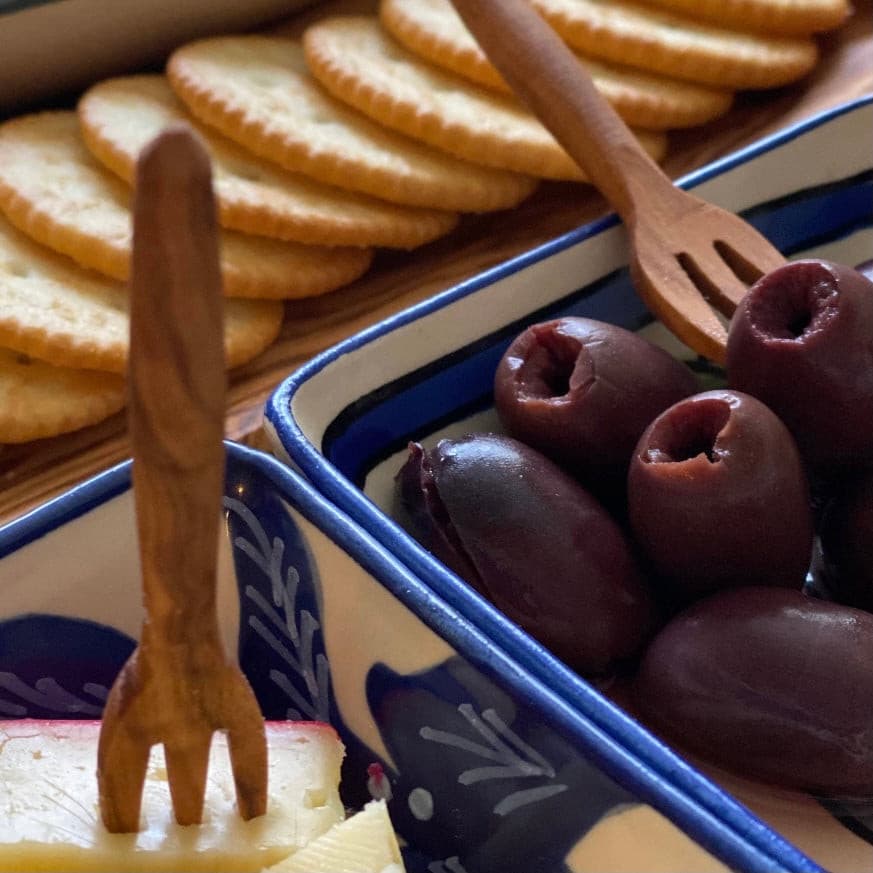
[267,800,405,873]
[0,720,344,872]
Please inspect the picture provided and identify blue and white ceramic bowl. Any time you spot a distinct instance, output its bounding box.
[0,442,821,873]
[265,95,873,871]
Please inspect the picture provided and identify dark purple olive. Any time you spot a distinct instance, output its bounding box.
[394,433,659,675]
[627,389,813,600]
[821,469,873,612]
[727,259,873,468]
[634,587,873,797]
[493,317,697,489]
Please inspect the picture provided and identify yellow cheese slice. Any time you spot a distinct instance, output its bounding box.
[0,720,344,872]
[267,799,405,872]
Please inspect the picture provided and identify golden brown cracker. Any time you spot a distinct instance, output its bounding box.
[0,347,125,444]
[220,296,285,370]
[379,0,733,130]
[302,16,667,182]
[641,0,850,37]
[79,75,459,250]
[0,210,285,374]
[167,36,539,213]
[529,0,819,90]
[0,112,373,300]
[0,212,127,374]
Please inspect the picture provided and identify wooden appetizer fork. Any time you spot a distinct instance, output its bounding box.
[97,126,267,833]
[450,0,786,364]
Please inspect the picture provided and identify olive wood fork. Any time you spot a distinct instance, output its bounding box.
[450,0,786,364]
[97,126,267,833]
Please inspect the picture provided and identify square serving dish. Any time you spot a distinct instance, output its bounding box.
[265,95,873,871]
[0,441,821,872]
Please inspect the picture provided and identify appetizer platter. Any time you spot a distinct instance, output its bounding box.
[0,109,799,859]
[0,0,870,523]
[0,0,872,869]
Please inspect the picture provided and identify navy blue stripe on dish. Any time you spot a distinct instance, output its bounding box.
[321,171,873,487]
[747,169,872,254]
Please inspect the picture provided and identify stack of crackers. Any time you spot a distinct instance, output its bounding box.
[0,0,850,443]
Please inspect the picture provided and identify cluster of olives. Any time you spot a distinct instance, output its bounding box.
[394,258,873,799]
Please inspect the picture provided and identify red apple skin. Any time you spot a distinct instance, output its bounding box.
[493,317,698,490]
[627,390,813,601]
[634,587,873,797]
[395,433,660,675]
[726,259,873,468]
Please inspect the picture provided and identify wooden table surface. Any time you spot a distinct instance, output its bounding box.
[1,2,871,526]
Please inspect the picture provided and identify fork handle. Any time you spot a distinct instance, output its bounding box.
[450,0,679,219]
[128,125,227,649]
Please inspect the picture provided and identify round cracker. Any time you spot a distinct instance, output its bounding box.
[641,0,850,37]
[0,347,125,443]
[379,0,733,131]
[220,296,285,371]
[529,0,819,90]
[167,35,539,213]
[79,75,459,250]
[302,16,667,182]
[0,213,127,373]
[0,211,285,373]
[0,112,373,300]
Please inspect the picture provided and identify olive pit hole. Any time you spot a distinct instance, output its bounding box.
[748,264,838,341]
[787,309,812,338]
[518,327,590,400]
[643,398,731,465]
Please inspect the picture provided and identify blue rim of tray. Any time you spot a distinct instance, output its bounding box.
[267,94,873,870]
[0,442,822,871]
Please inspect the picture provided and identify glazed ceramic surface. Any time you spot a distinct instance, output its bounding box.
[266,96,873,872]
[0,443,820,873]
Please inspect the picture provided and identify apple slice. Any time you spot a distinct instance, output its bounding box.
[267,800,405,872]
[0,720,344,872]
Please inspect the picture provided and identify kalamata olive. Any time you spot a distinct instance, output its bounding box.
[727,259,873,467]
[493,317,698,492]
[821,469,873,612]
[394,433,659,675]
[627,389,813,600]
[634,587,873,797]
